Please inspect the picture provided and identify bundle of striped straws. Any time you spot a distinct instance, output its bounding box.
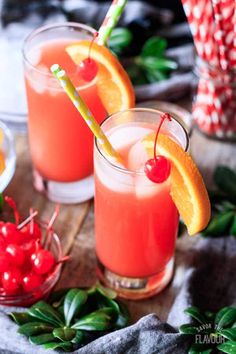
[182,0,236,139]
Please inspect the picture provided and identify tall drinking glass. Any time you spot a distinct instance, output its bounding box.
[23,23,107,203]
[94,108,189,299]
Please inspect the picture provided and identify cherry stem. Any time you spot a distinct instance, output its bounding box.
[47,204,60,231]
[56,255,71,265]
[17,210,38,230]
[44,205,60,249]
[29,207,34,234]
[4,196,20,225]
[153,113,172,161]
[88,31,98,61]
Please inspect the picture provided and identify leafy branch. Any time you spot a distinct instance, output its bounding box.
[9,285,129,352]
[202,166,236,238]
[108,28,177,85]
[180,306,236,353]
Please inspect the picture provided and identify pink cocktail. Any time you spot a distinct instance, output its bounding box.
[23,23,106,203]
[94,109,189,299]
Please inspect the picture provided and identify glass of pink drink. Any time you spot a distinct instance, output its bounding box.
[94,108,189,299]
[23,23,107,203]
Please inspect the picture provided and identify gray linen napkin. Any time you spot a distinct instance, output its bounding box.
[0,236,235,354]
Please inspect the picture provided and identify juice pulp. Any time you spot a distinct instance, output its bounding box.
[25,39,107,182]
[95,123,179,278]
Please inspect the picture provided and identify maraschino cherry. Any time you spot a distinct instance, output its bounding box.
[144,113,172,183]
[78,32,98,82]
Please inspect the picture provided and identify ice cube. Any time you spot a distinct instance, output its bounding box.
[94,158,134,194]
[135,174,170,199]
[27,47,42,66]
[127,140,149,171]
[26,65,50,94]
[109,125,153,150]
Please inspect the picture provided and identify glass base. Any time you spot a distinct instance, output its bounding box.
[33,169,94,204]
[96,257,174,300]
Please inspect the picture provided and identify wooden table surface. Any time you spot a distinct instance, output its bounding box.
[5,106,236,324]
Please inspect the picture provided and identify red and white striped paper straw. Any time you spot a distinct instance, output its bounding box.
[96,0,127,46]
[181,0,236,138]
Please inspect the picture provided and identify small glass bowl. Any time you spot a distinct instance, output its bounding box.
[0,225,62,307]
[0,120,16,192]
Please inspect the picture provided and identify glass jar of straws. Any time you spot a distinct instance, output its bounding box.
[192,57,236,141]
[181,0,236,141]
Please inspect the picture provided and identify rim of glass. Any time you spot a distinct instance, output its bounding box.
[0,120,16,192]
[22,22,96,90]
[95,108,189,175]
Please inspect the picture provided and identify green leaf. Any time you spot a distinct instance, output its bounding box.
[204,311,215,321]
[215,307,232,326]
[18,322,54,336]
[72,307,115,331]
[201,211,234,237]
[214,166,236,202]
[179,324,200,334]
[44,341,73,352]
[126,65,148,85]
[9,312,36,325]
[64,289,87,326]
[48,288,69,308]
[145,68,168,83]
[189,343,213,354]
[139,57,178,71]
[141,37,167,58]
[215,308,236,329]
[28,301,64,327]
[184,307,207,324]
[108,28,132,54]
[29,333,55,345]
[53,327,76,342]
[219,328,236,341]
[71,330,83,344]
[115,302,130,329]
[230,214,236,236]
[217,341,236,353]
[95,290,119,315]
[95,284,117,300]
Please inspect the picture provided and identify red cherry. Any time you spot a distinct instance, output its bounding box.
[33,249,55,275]
[0,236,6,250]
[0,221,5,233]
[22,273,43,292]
[2,269,22,293]
[144,156,171,183]
[78,31,98,82]
[0,251,10,272]
[1,223,21,244]
[22,238,41,256]
[79,58,98,82]
[6,244,25,266]
[144,112,172,184]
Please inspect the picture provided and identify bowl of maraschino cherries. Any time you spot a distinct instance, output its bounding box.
[0,196,67,306]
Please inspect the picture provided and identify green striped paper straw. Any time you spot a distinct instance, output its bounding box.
[50,64,124,165]
[96,0,128,45]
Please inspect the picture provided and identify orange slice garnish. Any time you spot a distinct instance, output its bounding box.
[66,41,135,114]
[142,133,211,235]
